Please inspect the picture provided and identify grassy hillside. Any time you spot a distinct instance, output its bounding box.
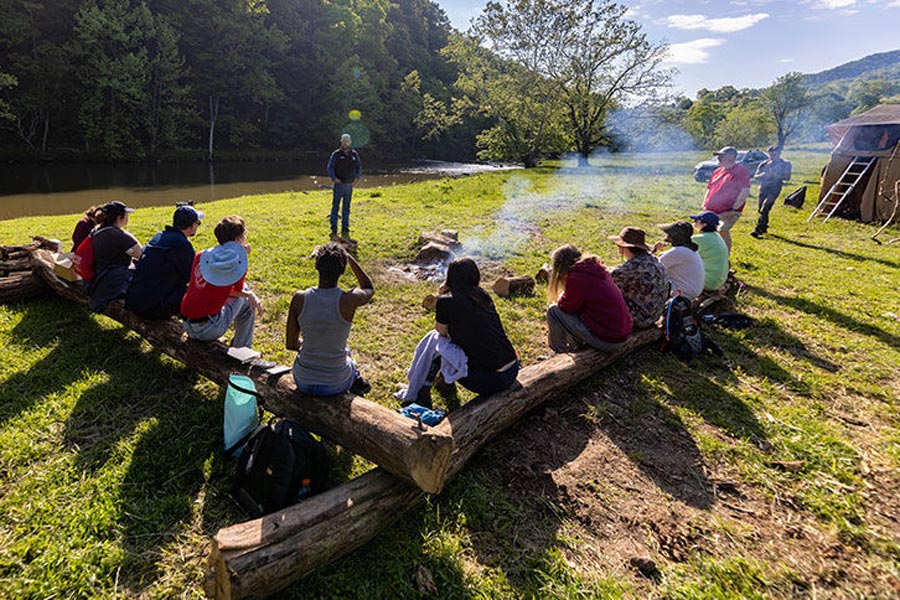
[804,49,900,88]
[1,152,899,598]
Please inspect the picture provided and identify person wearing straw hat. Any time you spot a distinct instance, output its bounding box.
[608,226,670,329]
[126,203,204,319]
[651,221,705,301]
[326,133,362,238]
[702,146,750,252]
[180,215,262,348]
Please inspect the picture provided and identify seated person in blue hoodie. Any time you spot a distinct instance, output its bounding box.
[125,204,203,319]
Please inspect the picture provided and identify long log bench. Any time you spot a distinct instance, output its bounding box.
[29,249,454,493]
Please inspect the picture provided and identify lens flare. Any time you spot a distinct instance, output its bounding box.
[342,123,370,147]
[348,109,362,121]
[352,67,362,80]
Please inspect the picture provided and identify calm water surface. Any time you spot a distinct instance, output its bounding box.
[0,159,512,220]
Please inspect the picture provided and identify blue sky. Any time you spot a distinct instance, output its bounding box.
[438,0,900,97]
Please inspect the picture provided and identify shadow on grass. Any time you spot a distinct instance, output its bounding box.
[1,299,239,594]
[746,284,900,350]
[768,234,900,270]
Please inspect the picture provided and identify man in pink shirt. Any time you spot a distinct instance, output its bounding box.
[702,146,750,252]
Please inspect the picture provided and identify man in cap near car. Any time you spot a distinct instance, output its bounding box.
[750,145,792,238]
[180,215,262,348]
[689,210,729,291]
[326,133,362,239]
[608,226,670,329]
[701,146,750,253]
[125,203,204,319]
[651,221,705,301]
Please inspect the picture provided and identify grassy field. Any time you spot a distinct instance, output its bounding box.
[1,150,899,598]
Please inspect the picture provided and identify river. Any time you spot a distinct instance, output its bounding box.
[0,159,513,220]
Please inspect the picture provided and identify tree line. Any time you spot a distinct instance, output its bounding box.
[2,0,895,165]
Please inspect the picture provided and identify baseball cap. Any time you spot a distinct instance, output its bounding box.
[713,146,738,156]
[688,210,720,228]
[173,205,205,228]
[102,200,135,218]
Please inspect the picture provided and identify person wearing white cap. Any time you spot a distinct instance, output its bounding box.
[180,215,262,348]
[326,133,361,237]
[701,146,750,253]
[125,203,205,319]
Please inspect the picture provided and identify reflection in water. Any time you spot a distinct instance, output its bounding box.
[0,160,514,220]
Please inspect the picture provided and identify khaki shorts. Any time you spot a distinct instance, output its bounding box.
[718,210,742,232]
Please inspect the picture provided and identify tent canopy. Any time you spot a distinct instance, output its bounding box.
[827,104,900,145]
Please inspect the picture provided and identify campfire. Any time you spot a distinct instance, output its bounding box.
[389,230,538,308]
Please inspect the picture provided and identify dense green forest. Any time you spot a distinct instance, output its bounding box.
[1,0,898,163]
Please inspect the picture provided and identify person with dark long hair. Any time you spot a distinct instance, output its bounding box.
[403,258,518,405]
[87,201,142,312]
[546,244,632,353]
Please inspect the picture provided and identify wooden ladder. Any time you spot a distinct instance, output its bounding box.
[809,156,876,222]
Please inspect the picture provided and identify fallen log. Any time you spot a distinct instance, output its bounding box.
[492,275,535,297]
[0,256,31,273]
[29,249,454,494]
[0,271,49,303]
[207,328,662,599]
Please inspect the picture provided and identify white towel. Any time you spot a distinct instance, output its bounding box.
[400,330,468,402]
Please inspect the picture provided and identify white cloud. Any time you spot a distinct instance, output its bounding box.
[664,38,726,64]
[812,0,855,8]
[777,58,794,63]
[666,13,769,33]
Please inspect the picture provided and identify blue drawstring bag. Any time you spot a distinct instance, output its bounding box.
[224,374,262,456]
[399,403,446,426]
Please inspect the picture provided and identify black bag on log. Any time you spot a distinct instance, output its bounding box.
[234,419,330,517]
[783,186,806,209]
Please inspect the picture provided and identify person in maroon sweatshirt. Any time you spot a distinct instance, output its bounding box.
[546,244,633,353]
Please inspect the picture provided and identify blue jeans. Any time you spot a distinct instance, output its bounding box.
[331,183,353,233]
[294,363,357,396]
[183,296,256,348]
[458,360,519,396]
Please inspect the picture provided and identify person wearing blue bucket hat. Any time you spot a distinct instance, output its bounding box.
[180,215,262,348]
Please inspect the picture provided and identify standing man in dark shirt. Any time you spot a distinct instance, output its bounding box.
[125,204,204,319]
[326,133,361,238]
[750,145,792,239]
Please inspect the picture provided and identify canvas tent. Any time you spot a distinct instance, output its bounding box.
[818,104,900,222]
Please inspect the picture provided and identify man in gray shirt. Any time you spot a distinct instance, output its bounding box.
[751,145,792,238]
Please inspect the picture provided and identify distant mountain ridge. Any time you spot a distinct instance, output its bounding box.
[804,49,900,87]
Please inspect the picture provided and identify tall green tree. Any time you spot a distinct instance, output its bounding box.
[713,103,775,149]
[762,72,809,148]
[557,0,670,165]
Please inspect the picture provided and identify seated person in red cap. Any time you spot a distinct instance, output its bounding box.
[690,211,729,291]
[87,200,142,312]
[126,203,204,319]
[180,215,262,348]
[608,227,669,329]
[651,221,705,301]
[546,244,632,353]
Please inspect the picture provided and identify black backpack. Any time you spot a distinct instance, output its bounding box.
[662,295,722,362]
[233,419,330,518]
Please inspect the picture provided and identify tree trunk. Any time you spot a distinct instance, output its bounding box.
[206,328,662,599]
[577,153,590,167]
[28,250,455,494]
[0,272,48,303]
[522,154,538,168]
[208,94,219,161]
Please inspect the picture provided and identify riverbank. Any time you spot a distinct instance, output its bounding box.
[0,159,517,220]
[1,153,899,597]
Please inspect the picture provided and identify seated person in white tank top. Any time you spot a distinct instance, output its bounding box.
[285,242,375,396]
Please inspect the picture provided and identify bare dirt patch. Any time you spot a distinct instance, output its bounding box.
[464,366,900,597]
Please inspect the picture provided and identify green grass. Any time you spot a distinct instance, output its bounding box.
[1,151,899,598]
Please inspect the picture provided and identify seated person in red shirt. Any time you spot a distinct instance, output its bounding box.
[71,205,103,252]
[546,244,633,353]
[180,216,262,348]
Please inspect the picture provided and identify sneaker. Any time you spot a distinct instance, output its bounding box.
[349,375,371,396]
[750,231,762,239]
[341,229,351,238]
